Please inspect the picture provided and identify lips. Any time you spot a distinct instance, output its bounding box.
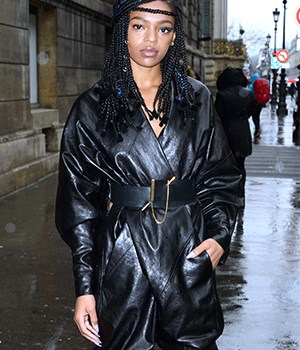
[141,48,158,57]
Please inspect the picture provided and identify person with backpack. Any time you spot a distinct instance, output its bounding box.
[249,73,270,138]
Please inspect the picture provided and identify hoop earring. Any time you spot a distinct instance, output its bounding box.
[125,39,128,45]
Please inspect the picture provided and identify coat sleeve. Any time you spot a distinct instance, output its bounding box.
[55,93,109,297]
[214,91,225,120]
[195,97,243,263]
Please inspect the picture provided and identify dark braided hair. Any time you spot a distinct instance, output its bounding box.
[99,0,194,140]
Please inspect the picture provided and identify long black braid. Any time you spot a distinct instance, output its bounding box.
[99,0,194,140]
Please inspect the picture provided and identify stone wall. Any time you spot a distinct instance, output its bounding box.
[0,0,112,197]
[56,3,109,121]
[0,0,30,136]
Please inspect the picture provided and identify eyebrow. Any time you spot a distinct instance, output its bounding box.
[130,16,174,25]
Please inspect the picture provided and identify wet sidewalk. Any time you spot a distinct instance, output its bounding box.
[216,176,300,350]
[217,100,300,350]
[0,101,300,349]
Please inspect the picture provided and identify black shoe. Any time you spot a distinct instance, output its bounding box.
[254,129,261,138]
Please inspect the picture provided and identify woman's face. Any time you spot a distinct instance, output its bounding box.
[127,1,176,70]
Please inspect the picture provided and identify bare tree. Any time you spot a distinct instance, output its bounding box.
[228,22,270,59]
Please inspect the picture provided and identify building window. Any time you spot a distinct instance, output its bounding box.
[29,6,38,104]
[199,0,211,40]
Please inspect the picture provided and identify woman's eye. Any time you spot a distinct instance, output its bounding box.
[133,24,143,30]
[160,26,173,34]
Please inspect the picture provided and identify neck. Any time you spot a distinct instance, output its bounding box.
[131,63,162,91]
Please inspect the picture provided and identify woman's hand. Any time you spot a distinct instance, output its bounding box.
[186,238,224,269]
[73,294,101,347]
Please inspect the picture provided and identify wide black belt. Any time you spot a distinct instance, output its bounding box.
[111,177,197,209]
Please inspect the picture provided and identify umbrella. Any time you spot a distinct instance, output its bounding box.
[287,78,299,83]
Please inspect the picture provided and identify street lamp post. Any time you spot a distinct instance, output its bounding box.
[258,35,271,79]
[271,8,280,106]
[277,0,288,117]
[265,34,271,82]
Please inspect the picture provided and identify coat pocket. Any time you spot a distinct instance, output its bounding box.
[183,250,213,288]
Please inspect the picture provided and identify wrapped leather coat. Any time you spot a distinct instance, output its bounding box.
[55,77,242,350]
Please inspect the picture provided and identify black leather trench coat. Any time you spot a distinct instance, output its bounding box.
[55,77,242,350]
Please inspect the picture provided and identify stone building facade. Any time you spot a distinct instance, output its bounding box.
[287,34,300,80]
[0,0,245,197]
[0,0,113,197]
[184,0,246,92]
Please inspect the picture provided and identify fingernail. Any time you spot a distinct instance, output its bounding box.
[93,339,102,347]
[93,324,99,333]
[186,251,197,259]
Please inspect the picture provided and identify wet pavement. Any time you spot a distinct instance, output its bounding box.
[0,100,300,349]
[216,177,300,350]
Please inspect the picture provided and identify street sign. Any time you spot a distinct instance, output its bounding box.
[276,49,289,63]
[296,8,300,26]
[271,56,281,69]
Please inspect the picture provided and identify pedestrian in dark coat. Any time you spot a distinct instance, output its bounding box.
[288,83,297,100]
[215,67,254,201]
[55,1,242,349]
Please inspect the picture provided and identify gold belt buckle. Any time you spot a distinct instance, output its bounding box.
[141,176,176,225]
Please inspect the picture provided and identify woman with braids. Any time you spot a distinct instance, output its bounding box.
[55,1,242,349]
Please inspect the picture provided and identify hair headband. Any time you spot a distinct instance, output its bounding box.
[112,0,181,24]
[132,7,176,17]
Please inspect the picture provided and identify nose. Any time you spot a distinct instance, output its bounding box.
[144,27,157,44]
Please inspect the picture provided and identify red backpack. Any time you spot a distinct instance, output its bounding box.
[253,78,270,105]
